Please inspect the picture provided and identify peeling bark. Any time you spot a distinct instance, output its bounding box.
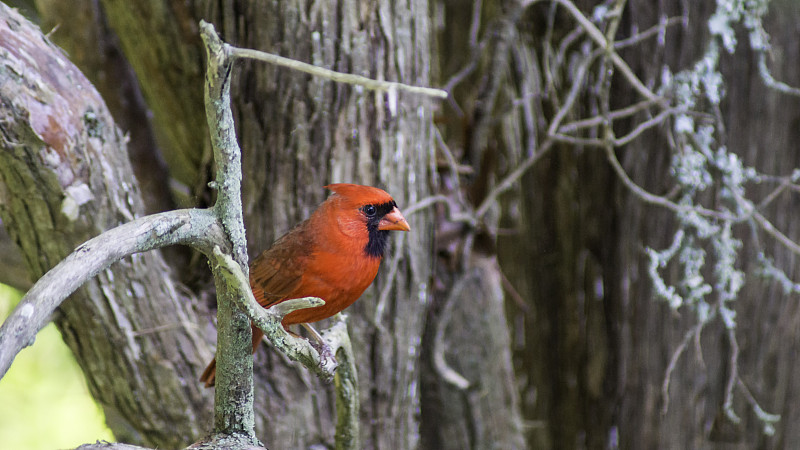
[35,0,174,215]
[0,6,212,448]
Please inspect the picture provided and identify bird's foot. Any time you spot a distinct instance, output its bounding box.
[300,322,336,370]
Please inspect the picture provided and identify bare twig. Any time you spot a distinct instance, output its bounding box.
[736,378,781,426]
[229,47,447,99]
[751,209,800,257]
[475,141,554,219]
[662,319,709,415]
[433,273,473,390]
[442,0,486,115]
[468,0,484,48]
[614,16,683,49]
[603,144,738,221]
[472,48,596,219]
[723,326,741,423]
[557,98,662,133]
[548,0,662,103]
[612,108,673,146]
[757,53,800,97]
[550,134,605,146]
[757,179,792,211]
[434,127,469,205]
[403,195,452,217]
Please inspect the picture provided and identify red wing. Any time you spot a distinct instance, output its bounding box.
[248,223,313,308]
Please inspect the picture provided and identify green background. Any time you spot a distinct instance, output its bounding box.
[0,284,113,448]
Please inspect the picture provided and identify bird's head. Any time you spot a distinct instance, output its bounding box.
[323,183,410,258]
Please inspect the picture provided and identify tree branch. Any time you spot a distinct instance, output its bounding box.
[0,208,224,380]
[545,0,663,103]
[208,246,338,379]
[324,320,360,450]
[198,21,258,440]
[229,47,447,100]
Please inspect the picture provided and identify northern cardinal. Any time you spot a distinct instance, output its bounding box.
[200,183,410,387]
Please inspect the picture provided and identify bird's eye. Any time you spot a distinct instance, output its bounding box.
[363,205,377,217]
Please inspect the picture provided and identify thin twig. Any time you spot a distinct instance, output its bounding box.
[603,144,737,221]
[751,209,800,257]
[229,47,447,99]
[442,0,486,115]
[403,195,451,217]
[662,320,707,415]
[614,16,683,49]
[434,127,469,205]
[612,108,673,146]
[546,50,598,137]
[758,53,800,97]
[475,141,554,219]
[756,180,791,211]
[550,134,605,146]
[736,378,781,424]
[723,326,741,423]
[473,47,596,218]
[557,98,662,133]
[543,0,664,103]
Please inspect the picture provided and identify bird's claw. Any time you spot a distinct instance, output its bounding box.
[307,337,337,381]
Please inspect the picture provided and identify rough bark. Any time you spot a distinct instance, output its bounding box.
[14,0,797,448]
[0,0,538,448]
[203,2,435,447]
[97,0,208,190]
[0,220,29,290]
[35,0,174,215]
[0,5,213,448]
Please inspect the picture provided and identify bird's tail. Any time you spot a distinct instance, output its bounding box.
[199,325,265,388]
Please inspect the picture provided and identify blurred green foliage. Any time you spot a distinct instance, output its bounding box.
[0,284,114,448]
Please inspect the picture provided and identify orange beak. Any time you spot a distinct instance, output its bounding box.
[378,206,411,232]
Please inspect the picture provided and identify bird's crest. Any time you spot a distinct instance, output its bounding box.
[325,183,395,206]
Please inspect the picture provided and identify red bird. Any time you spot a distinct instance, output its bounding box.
[200,183,410,386]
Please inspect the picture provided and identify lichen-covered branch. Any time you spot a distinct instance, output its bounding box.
[325,320,360,450]
[198,21,258,440]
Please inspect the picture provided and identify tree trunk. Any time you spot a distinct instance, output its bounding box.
[205,2,435,446]
[0,5,213,448]
[418,1,529,449]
